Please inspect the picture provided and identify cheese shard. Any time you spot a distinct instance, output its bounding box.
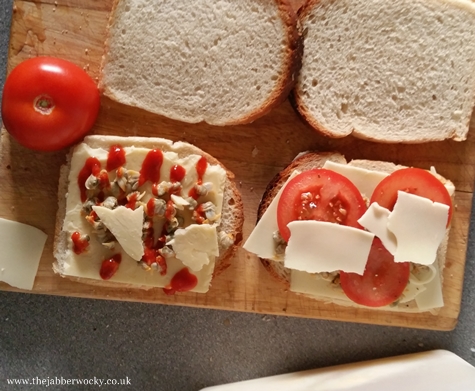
[243,170,300,261]
[290,269,348,301]
[169,225,219,271]
[388,191,449,265]
[322,161,388,198]
[415,263,444,310]
[170,194,190,209]
[358,202,397,255]
[0,218,47,290]
[92,205,145,261]
[284,221,374,275]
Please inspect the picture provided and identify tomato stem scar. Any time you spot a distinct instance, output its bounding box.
[34,94,55,115]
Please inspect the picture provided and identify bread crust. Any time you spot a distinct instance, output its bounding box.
[53,135,244,291]
[99,0,303,126]
[98,0,120,95]
[256,151,453,313]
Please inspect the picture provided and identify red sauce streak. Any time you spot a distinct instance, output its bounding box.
[126,193,138,209]
[106,145,126,172]
[141,233,168,276]
[71,231,89,255]
[156,234,167,250]
[78,157,101,202]
[151,183,159,197]
[156,254,167,275]
[143,224,155,248]
[163,268,198,295]
[97,191,105,203]
[170,164,186,182]
[188,156,208,199]
[146,198,156,217]
[98,170,110,190]
[165,200,175,220]
[100,254,121,280]
[193,204,206,225]
[116,166,126,178]
[139,149,163,187]
[142,247,156,266]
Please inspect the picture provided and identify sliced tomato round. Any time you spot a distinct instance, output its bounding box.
[340,238,410,307]
[277,168,367,242]
[370,167,453,224]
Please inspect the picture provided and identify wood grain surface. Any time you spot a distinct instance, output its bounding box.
[1,0,474,330]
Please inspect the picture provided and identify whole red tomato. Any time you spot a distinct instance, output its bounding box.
[1,56,100,151]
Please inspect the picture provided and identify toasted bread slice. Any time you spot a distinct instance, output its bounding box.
[255,152,453,313]
[292,0,475,143]
[100,0,302,126]
[53,135,244,292]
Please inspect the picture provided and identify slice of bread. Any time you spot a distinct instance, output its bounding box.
[53,135,244,291]
[256,151,453,313]
[99,0,302,126]
[292,0,475,143]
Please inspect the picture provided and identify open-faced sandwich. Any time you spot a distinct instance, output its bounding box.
[53,135,243,294]
[244,152,454,313]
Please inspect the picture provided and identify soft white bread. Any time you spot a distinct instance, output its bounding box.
[99,0,302,126]
[53,135,244,290]
[256,152,453,313]
[292,0,475,143]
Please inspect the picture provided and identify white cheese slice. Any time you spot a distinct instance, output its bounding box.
[284,221,375,275]
[414,263,444,310]
[409,264,437,286]
[92,205,145,261]
[358,202,397,255]
[0,218,47,290]
[399,280,427,304]
[290,270,348,301]
[388,191,449,265]
[322,161,388,198]
[243,170,300,261]
[169,225,219,272]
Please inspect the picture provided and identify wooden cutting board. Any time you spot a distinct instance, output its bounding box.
[1,0,474,331]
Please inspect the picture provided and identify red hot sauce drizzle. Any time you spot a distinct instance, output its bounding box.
[71,231,89,254]
[146,198,156,218]
[139,149,163,189]
[98,170,111,190]
[188,156,208,200]
[163,267,198,295]
[141,225,168,276]
[125,192,138,210]
[170,164,186,182]
[106,145,126,172]
[78,157,101,202]
[100,254,122,280]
